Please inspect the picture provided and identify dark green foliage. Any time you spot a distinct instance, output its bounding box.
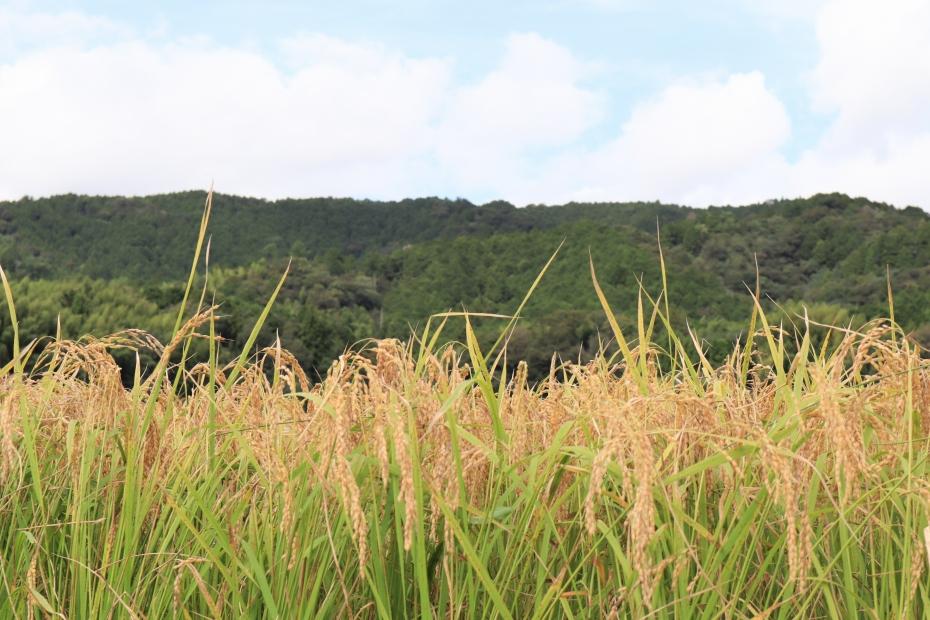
[2,191,929,377]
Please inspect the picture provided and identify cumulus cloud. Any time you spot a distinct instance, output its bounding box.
[810,0,930,144]
[0,28,451,199]
[0,19,604,201]
[436,33,606,193]
[534,0,930,208]
[1,2,930,209]
[570,72,790,205]
[493,71,791,206]
[788,0,930,206]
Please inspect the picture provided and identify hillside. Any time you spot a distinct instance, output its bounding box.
[2,191,929,376]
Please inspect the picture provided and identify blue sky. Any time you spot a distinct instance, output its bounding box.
[1,0,929,207]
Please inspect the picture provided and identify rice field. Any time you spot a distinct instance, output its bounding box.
[1,206,929,617]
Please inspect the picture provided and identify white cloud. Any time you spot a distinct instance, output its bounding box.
[517,71,792,205]
[604,72,789,193]
[809,0,930,151]
[436,33,606,192]
[0,25,606,202]
[785,0,930,206]
[1,2,930,210]
[523,0,930,209]
[0,29,451,199]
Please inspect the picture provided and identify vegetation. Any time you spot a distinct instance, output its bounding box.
[1,225,929,615]
[4,191,930,378]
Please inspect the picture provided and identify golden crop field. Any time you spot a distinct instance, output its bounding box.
[2,223,929,618]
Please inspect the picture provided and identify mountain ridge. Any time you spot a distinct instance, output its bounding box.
[3,191,930,376]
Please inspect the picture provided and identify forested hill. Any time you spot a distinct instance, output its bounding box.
[0,192,688,279]
[2,191,930,377]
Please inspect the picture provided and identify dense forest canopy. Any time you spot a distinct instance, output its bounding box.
[2,191,929,377]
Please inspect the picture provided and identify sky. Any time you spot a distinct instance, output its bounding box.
[1,0,929,208]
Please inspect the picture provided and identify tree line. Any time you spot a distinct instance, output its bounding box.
[2,191,928,378]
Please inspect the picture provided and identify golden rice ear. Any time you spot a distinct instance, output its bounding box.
[0,394,20,482]
[0,264,21,378]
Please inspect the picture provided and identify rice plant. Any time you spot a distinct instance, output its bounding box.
[1,198,928,618]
